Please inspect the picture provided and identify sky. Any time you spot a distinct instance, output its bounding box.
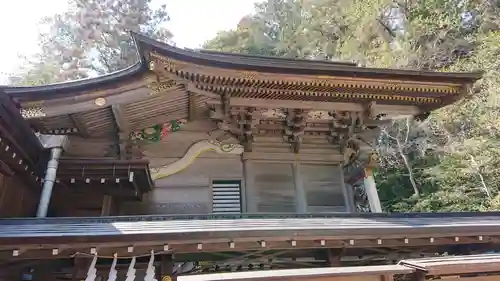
[0,0,259,82]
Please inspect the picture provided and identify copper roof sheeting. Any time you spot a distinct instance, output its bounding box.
[133,33,482,83]
[3,32,482,100]
[399,254,500,275]
[1,212,500,240]
[177,265,414,281]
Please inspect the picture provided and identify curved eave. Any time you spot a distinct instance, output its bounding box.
[132,32,483,84]
[5,61,148,101]
[199,49,358,67]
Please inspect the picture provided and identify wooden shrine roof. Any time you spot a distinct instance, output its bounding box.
[1,33,483,160]
[0,89,46,186]
[4,32,482,105]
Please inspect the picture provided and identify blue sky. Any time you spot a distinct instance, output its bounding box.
[0,0,259,81]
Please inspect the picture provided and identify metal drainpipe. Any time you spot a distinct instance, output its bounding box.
[36,147,63,218]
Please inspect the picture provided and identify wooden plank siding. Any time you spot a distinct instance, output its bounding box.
[253,163,296,213]
[121,157,243,215]
[301,164,346,212]
[0,173,39,217]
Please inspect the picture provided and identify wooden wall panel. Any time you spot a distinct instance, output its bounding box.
[122,157,243,215]
[0,173,39,218]
[253,163,296,213]
[49,186,107,217]
[300,164,346,212]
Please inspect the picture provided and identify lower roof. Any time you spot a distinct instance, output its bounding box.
[1,212,500,259]
[177,265,414,281]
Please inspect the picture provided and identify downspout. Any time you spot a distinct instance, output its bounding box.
[36,135,69,218]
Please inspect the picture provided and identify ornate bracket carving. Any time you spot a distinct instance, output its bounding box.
[150,140,244,181]
[130,119,187,143]
[283,109,306,153]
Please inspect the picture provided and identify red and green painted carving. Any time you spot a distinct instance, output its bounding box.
[130,119,187,142]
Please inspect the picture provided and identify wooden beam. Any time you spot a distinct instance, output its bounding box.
[100,195,113,216]
[111,104,130,160]
[69,113,89,137]
[242,151,343,163]
[188,92,198,121]
[326,248,343,267]
[207,98,421,115]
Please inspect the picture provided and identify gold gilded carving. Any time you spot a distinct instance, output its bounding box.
[94,97,106,106]
[147,80,177,94]
[239,71,258,80]
[20,107,46,119]
[150,140,244,180]
[148,61,156,71]
[365,152,379,169]
[149,52,177,72]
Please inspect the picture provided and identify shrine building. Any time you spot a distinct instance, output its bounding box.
[0,32,498,281]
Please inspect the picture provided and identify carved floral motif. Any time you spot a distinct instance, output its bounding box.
[130,119,187,143]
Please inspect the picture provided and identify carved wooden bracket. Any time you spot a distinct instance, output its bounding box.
[283,109,307,153]
[150,140,244,181]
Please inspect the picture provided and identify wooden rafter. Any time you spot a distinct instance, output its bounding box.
[69,113,89,137]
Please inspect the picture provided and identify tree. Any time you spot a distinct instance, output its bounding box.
[11,0,172,85]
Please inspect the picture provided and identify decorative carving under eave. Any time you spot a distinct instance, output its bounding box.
[147,80,177,94]
[150,140,244,180]
[283,109,307,153]
[308,110,333,121]
[129,119,187,143]
[237,108,256,152]
[260,108,286,119]
[149,52,177,73]
[20,107,46,119]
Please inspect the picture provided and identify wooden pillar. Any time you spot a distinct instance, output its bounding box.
[72,257,93,281]
[32,261,58,281]
[326,248,343,267]
[243,158,257,213]
[339,164,355,212]
[364,167,382,213]
[160,254,174,281]
[413,271,426,281]
[100,195,112,216]
[292,163,307,213]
